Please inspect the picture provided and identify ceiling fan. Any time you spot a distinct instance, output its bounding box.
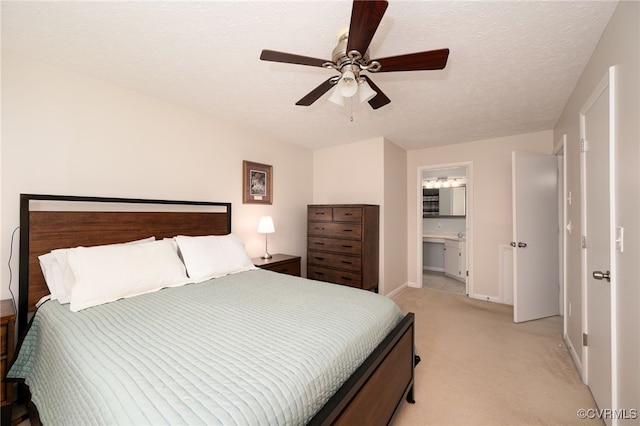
[260,0,449,110]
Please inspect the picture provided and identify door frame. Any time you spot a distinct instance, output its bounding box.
[553,135,567,325]
[579,65,618,411]
[416,161,473,295]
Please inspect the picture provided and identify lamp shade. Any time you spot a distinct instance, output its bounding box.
[257,216,275,234]
[328,87,345,106]
[337,70,358,97]
[358,79,377,103]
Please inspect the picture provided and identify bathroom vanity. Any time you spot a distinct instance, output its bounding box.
[422,234,466,282]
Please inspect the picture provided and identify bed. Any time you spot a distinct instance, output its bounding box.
[8,194,416,425]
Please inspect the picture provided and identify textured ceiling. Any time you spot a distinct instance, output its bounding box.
[1,1,618,151]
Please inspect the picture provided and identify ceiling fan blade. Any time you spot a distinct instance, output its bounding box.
[346,0,388,55]
[296,77,338,106]
[373,48,450,72]
[361,75,390,110]
[260,49,329,68]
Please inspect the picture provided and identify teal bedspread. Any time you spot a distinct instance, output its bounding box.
[7,269,403,425]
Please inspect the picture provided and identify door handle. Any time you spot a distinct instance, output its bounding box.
[592,270,611,282]
[510,242,517,247]
[518,242,527,248]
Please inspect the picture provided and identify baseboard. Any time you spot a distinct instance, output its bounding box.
[423,266,444,272]
[565,334,584,382]
[386,282,409,299]
[469,293,502,303]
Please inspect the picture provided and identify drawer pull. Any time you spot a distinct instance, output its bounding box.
[342,245,353,248]
[314,257,325,261]
[314,227,325,231]
[344,213,353,216]
[341,261,353,265]
[314,212,326,215]
[314,272,325,276]
[314,242,325,246]
[341,276,352,281]
[343,229,353,232]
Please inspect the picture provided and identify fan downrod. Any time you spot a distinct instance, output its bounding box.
[322,31,381,80]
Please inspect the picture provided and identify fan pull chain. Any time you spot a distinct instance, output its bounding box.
[350,97,354,122]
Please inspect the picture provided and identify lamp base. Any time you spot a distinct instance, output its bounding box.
[261,252,272,259]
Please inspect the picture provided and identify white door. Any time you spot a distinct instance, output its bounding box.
[512,151,560,323]
[581,68,615,420]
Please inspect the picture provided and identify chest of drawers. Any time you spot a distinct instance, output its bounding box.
[307,204,379,291]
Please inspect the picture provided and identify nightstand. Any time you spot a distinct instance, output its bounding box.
[1,299,16,426]
[252,254,301,277]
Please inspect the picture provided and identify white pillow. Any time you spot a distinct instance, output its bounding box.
[175,234,256,283]
[67,239,189,312]
[38,237,155,304]
[38,252,62,301]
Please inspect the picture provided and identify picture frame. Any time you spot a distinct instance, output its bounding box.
[243,161,273,204]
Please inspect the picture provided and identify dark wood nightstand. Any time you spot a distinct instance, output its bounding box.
[1,299,16,426]
[252,254,301,277]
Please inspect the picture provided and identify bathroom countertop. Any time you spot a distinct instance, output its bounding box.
[423,233,466,242]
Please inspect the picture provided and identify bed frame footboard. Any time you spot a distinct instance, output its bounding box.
[308,312,415,425]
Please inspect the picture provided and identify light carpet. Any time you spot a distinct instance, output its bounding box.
[391,287,600,425]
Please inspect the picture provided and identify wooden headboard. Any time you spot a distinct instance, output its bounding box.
[18,194,232,335]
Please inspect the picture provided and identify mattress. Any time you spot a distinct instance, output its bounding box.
[7,269,404,425]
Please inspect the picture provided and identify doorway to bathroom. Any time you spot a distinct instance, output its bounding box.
[418,162,473,295]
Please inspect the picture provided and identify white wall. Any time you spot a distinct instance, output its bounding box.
[383,139,408,296]
[407,130,554,300]
[423,217,466,234]
[313,137,408,295]
[553,0,639,416]
[1,50,314,301]
[313,137,385,205]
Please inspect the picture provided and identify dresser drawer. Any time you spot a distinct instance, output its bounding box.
[308,207,333,222]
[308,237,362,255]
[0,358,5,403]
[253,254,301,277]
[307,266,362,288]
[308,250,362,273]
[1,299,15,411]
[266,259,301,276]
[333,207,362,222]
[0,322,6,356]
[307,222,362,239]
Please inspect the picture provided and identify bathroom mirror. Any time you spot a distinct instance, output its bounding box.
[423,187,466,217]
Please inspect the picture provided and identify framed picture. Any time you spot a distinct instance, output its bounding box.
[243,161,273,204]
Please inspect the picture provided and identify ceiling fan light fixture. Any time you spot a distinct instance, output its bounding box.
[260,0,450,110]
[337,70,358,97]
[328,87,345,106]
[358,79,377,103]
